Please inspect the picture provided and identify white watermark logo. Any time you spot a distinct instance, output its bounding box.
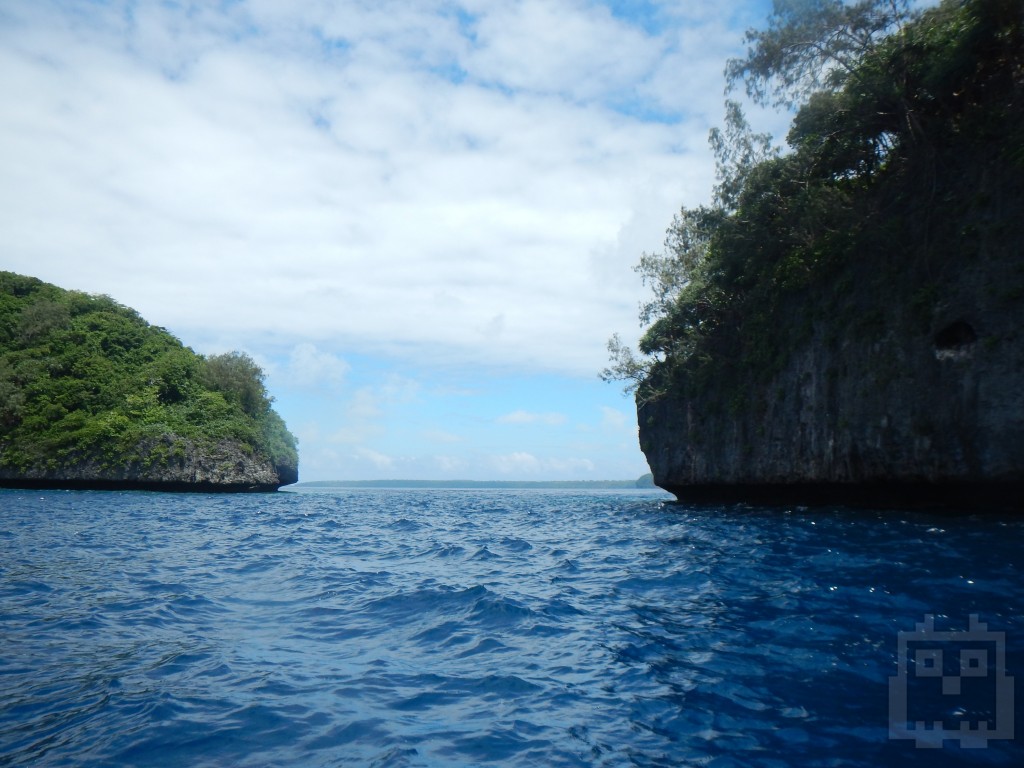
[889,614,1014,748]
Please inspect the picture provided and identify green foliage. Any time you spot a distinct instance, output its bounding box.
[606,0,1023,405]
[0,271,298,477]
[201,351,271,417]
[709,101,779,211]
[599,334,649,395]
[147,347,201,405]
[726,0,915,109]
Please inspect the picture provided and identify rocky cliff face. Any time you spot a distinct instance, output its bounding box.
[638,167,1024,510]
[0,436,297,492]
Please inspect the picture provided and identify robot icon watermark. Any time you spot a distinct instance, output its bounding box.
[889,614,1014,748]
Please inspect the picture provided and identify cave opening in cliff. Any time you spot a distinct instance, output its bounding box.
[934,319,977,351]
[933,320,978,362]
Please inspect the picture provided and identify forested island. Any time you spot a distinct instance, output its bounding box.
[605,0,1023,509]
[0,272,297,491]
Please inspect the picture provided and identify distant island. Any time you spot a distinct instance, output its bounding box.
[0,272,298,492]
[606,0,1024,510]
[294,474,660,490]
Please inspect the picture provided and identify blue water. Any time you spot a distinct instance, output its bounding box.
[1,489,1021,767]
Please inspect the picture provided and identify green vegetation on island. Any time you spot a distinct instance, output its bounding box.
[607,0,1022,403]
[0,272,297,490]
[604,0,1023,506]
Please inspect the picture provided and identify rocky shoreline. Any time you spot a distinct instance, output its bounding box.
[0,437,297,493]
[0,478,284,493]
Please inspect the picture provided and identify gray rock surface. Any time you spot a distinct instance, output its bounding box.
[0,436,297,492]
[638,168,1024,510]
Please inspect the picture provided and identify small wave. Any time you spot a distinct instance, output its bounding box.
[364,584,490,619]
[500,536,533,552]
[387,518,423,532]
[455,637,510,657]
[1,489,1022,768]
[542,598,584,617]
[2,579,54,597]
[462,674,543,695]
[468,594,536,627]
[419,542,465,559]
[411,619,463,645]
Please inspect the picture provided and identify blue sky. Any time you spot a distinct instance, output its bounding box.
[1,0,779,481]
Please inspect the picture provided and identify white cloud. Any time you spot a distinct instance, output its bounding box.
[497,410,567,426]
[345,389,384,423]
[352,447,395,470]
[340,375,421,422]
[286,343,350,390]
[0,1,778,482]
[462,0,658,102]
[0,0,762,378]
[328,421,383,446]
[433,455,467,473]
[287,373,419,459]
[490,451,543,475]
[600,406,628,430]
[487,452,595,476]
[421,429,464,444]
[547,457,596,474]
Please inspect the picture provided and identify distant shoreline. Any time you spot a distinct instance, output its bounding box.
[291,478,659,490]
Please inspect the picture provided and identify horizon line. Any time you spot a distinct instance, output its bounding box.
[291,476,656,488]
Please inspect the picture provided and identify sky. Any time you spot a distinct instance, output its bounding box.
[1,0,781,482]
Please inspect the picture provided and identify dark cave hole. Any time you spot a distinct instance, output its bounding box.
[934,320,977,350]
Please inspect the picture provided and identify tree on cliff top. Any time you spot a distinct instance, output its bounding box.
[202,351,272,418]
[604,0,1023,400]
[726,0,914,109]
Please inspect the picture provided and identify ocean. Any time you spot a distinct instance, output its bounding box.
[1,488,1020,766]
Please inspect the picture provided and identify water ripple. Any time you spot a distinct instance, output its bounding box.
[0,489,1021,766]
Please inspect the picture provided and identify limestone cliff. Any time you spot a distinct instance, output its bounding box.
[638,154,1024,509]
[0,437,297,492]
[633,0,1023,510]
